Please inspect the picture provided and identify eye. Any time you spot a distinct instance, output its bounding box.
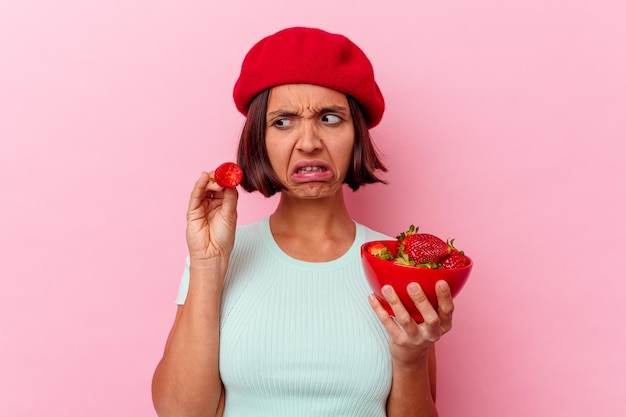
[273,118,293,128]
[321,114,341,124]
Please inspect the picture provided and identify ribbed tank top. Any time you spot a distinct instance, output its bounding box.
[176,217,392,416]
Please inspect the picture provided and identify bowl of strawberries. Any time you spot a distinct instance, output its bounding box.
[361,225,472,322]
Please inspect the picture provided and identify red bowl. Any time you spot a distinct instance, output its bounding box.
[361,240,472,322]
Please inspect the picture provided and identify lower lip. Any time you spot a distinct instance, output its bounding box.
[291,169,334,183]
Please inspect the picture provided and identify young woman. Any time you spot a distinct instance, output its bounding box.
[152,27,454,417]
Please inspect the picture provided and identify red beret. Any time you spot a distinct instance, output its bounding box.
[233,27,385,128]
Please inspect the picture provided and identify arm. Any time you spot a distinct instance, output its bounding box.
[369,281,454,417]
[386,345,438,417]
[152,172,238,417]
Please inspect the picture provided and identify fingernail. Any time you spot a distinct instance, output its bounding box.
[382,285,393,296]
[408,282,420,294]
[437,280,449,291]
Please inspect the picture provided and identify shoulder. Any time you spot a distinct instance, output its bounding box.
[230,217,269,257]
[234,218,266,239]
[357,222,394,242]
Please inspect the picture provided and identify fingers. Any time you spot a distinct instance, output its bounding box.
[188,171,219,212]
[406,283,440,326]
[434,280,454,333]
[382,285,419,330]
[188,171,241,210]
[371,282,454,339]
[220,187,239,215]
[407,281,455,338]
[368,293,404,340]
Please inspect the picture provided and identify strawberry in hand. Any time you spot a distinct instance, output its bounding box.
[213,162,243,188]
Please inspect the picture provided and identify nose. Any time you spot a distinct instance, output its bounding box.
[295,121,322,153]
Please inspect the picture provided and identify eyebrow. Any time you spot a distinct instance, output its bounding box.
[266,109,299,119]
[320,105,349,115]
[266,105,349,120]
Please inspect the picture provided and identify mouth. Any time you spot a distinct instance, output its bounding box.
[295,166,328,174]
[291,161,334,182]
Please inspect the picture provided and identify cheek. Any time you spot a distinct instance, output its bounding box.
[265,141,289,171]
[334,139,355,166]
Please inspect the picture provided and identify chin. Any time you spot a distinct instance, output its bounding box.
[287,183,344,200]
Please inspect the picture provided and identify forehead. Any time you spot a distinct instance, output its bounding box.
[267,84,350,111]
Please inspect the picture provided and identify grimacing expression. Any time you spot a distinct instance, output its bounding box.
[264,84,355,200]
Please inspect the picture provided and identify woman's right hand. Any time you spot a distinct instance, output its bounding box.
[185,171,239,266]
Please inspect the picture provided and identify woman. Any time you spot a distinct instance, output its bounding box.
[152,27,454,417]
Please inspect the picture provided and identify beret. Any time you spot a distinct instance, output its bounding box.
[233,27,385,128]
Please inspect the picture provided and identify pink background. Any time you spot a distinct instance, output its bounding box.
[1,1,625,416]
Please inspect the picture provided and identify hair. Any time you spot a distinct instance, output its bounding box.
[237,89,387,197]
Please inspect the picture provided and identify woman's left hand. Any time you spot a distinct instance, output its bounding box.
[369,280,454,364]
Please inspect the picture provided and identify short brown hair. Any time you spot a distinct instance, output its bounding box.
[237,89,387,197]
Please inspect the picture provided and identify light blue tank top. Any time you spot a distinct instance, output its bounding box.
[177,217,392,416]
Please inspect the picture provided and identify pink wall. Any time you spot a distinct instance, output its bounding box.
[1,1,625,416]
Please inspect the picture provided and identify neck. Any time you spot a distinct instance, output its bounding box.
[271,189,353,237]
[268,188,356,262]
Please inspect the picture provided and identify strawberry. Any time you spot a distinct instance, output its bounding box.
[440,239,469,269]
[368,242,393,260]
[214,162,243,188]
[394,225,450,267]
[402,233,450,265]
[387,225,470,269]
[440,249,469,269]
[395,224,417,253]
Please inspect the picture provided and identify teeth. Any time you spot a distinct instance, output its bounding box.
[297,166,326,174]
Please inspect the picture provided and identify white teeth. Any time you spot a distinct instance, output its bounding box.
[297,166,326,174]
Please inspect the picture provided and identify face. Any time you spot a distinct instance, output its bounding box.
[265,84,355,200]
